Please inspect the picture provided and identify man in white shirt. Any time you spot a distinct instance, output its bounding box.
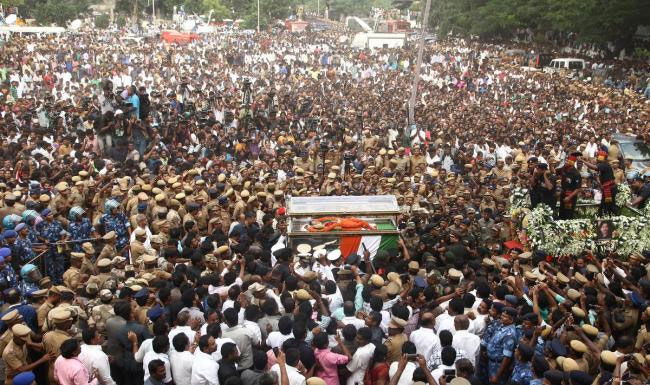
[170,333,194,385]
[435,298,464,336]
[78,329,116,385]
[409,312,440,360]
[168,311,196,347]
[270,348,306,385]
[341,302,366,330]
[451,315,480,367]
[143,336,172,384]
[388,342,418,385]
[191,335,220,385]
[266,315,294,350]
[242,308,262,346]
[346,328,376,385]
[431,347,457,384]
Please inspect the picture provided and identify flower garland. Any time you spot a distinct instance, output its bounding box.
[524,198,650,257]
[616,183,632,208]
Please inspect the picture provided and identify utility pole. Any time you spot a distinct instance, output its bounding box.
[152,0,155,25]
[407,0,431,125]
[257,0,260,32]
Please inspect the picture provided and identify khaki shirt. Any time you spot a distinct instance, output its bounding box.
[37,301,54,331]
[44,329,72,384]
[2,340,28,385]
[0,329,13,355]
[384,333,408,363]
[63,267,81,291]
[98,244,117,261]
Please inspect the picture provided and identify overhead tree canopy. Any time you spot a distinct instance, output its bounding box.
[431,0,649,45]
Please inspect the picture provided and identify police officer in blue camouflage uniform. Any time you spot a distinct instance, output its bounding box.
[509,343,534,385]
[486,306,518,384]
[36,209,65,284]
[0,248,17,288]
[10,227,35,266]
[21,210,41,244]
[68,206,97,253]
[529,355,549,385]
[479,301,504,383]
[99,199,131,251]
[18,264,41,294]
[23,210,42,243]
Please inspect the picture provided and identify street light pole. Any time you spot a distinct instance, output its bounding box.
[152,0,155,25]
[407,0,431,126]
[257,0,260,32]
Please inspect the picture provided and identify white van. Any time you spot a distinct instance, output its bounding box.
[544,58,586,74]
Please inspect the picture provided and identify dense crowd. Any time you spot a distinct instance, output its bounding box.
[0,25,649,385]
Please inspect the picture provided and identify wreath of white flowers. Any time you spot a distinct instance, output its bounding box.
[514,182,649,257]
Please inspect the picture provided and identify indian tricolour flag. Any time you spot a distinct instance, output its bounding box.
[339,223,399,261]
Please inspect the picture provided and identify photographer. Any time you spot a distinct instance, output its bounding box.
[94,110,115,155]
[529,163,556,209]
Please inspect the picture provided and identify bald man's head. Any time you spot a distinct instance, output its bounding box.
[420,312,435,327]
[454,314,470,330]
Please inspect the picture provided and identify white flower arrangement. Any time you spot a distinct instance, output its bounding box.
[616,183,632,208]
[524,202,650,257]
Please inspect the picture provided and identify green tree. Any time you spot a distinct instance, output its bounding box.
[431,0,649,45]
[201,0,230,20]
[33,0,89,26]
[95,13,110,28]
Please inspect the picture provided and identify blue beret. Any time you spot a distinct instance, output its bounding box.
[147,305,164,320]
[12,371,35,385]
[14,223,26,232]
[188,203,200,211]
[134,288,149,299]
[137,203,148,211]
[41,208,52,217]
[628,291,646,309]
[503,307,518,317]
[218,197,228,205]
[550,338,568,357]
[0,248,10,258]
[505,294,519,306]
[414,276,427,288]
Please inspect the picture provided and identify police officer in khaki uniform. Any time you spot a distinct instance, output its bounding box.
[92,259,116,290]
[232,191,248,220]
[90,289,114,337]
[78,244,97,276]
[62,253,83,291]
[97,231,117,262]
[133,288,152,325]
[384,316,408,363]
[51,182,71,218]
[130,228,148,266]
[111,256,127,281]
[139,254,172,280]
[43,308,74,384]
[3,324,51,385]
[37,286,61,332]
[0,310,23,366]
